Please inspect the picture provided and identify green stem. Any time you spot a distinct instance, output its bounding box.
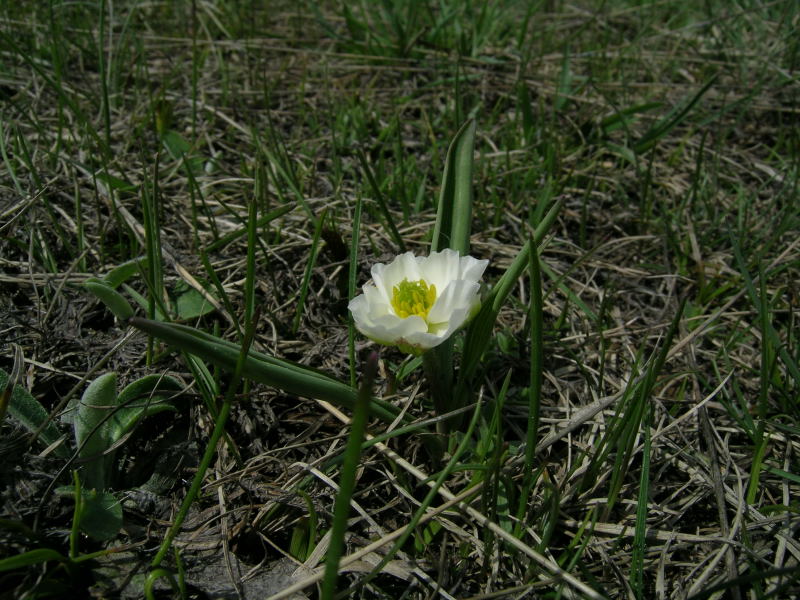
[320,352,377,599]
[422,346,454,433]
[149,312,258,569]
[150,396,234,569]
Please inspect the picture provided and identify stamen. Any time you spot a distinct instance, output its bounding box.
[391,279,437,319]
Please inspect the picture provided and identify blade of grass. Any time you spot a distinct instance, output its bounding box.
[334,390,485,599]
[348,194,364,388]
[320,351,377,600]
[293,208,327,334]
[630,401,652,599]
[633,75,718,155]
[150,306,260,569]
[514,233,544,529]
[356,148,405,252]
[125,316,400,422]
[206,204,292,253]
[461,198,563,381]
[606,299,685,513]
[141,156,166,364]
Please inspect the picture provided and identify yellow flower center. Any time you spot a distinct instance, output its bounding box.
[391,278,437,319]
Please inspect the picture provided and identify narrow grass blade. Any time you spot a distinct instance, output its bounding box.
[731,235,800,397]
[150,306,260,569]
[293,209,327,334]
[348,194,364,388]
[631,402,652,598]
[633,75,717,154]
[0,549,71,572]
[244,193,258,332]
[206,204,292,253]
[461,199,563,380]
[320,352,377,599]
[524,236,543,478]
[606,299,685,512]
[357,149,405,251]
[336,392,485,598]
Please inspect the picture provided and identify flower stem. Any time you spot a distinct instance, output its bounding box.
[422,342,455,433]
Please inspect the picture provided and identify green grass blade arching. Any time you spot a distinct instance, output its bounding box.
[336,390,485,598]
[514,235,544,527]
[206,203,293,253]
[460,199,563,381]
[357,148,406,252]
[150,299,259,571]
[605,299,686,514]
[633,75,718,155]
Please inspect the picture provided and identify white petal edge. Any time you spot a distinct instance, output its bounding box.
[459,255,489,283]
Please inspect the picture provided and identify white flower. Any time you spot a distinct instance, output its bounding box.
[348,249,489,353]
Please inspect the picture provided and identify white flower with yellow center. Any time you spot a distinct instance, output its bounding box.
[348,249,489,353]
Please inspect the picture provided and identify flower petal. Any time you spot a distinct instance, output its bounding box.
[427,279,481,324]
[417,248,456,292]
[350,290,431,343]
[459,255,489,283]
[357,313,428,346]
[371,252,421,305]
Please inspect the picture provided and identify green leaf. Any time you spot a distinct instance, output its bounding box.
[74,373,117,491]
[171,280,216,320]
[124,284,166,321]
[103,256,148,289]
[78,489,123,541]
[0,368,68,458]
[162,130,205,175]
[84,279,135,321]
[432,118,476,255]
[129,317,401,423]
[58,485,124,542]
[0,548,69,572]
[94,171,136,193]
[111,375,182,442]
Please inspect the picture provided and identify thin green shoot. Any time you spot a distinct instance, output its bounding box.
[149,306,259,570]
[320,351,377,600]
[630,401,652,599]
[357,148,406,252]
[293,208,327,335]
[348,194,364,388]
[335,393,485,599]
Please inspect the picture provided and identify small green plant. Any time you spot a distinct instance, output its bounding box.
[1,366,181,541]
[57,373,182,540]
[62,372,181,492]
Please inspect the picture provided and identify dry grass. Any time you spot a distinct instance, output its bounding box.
[1,1,799,598]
